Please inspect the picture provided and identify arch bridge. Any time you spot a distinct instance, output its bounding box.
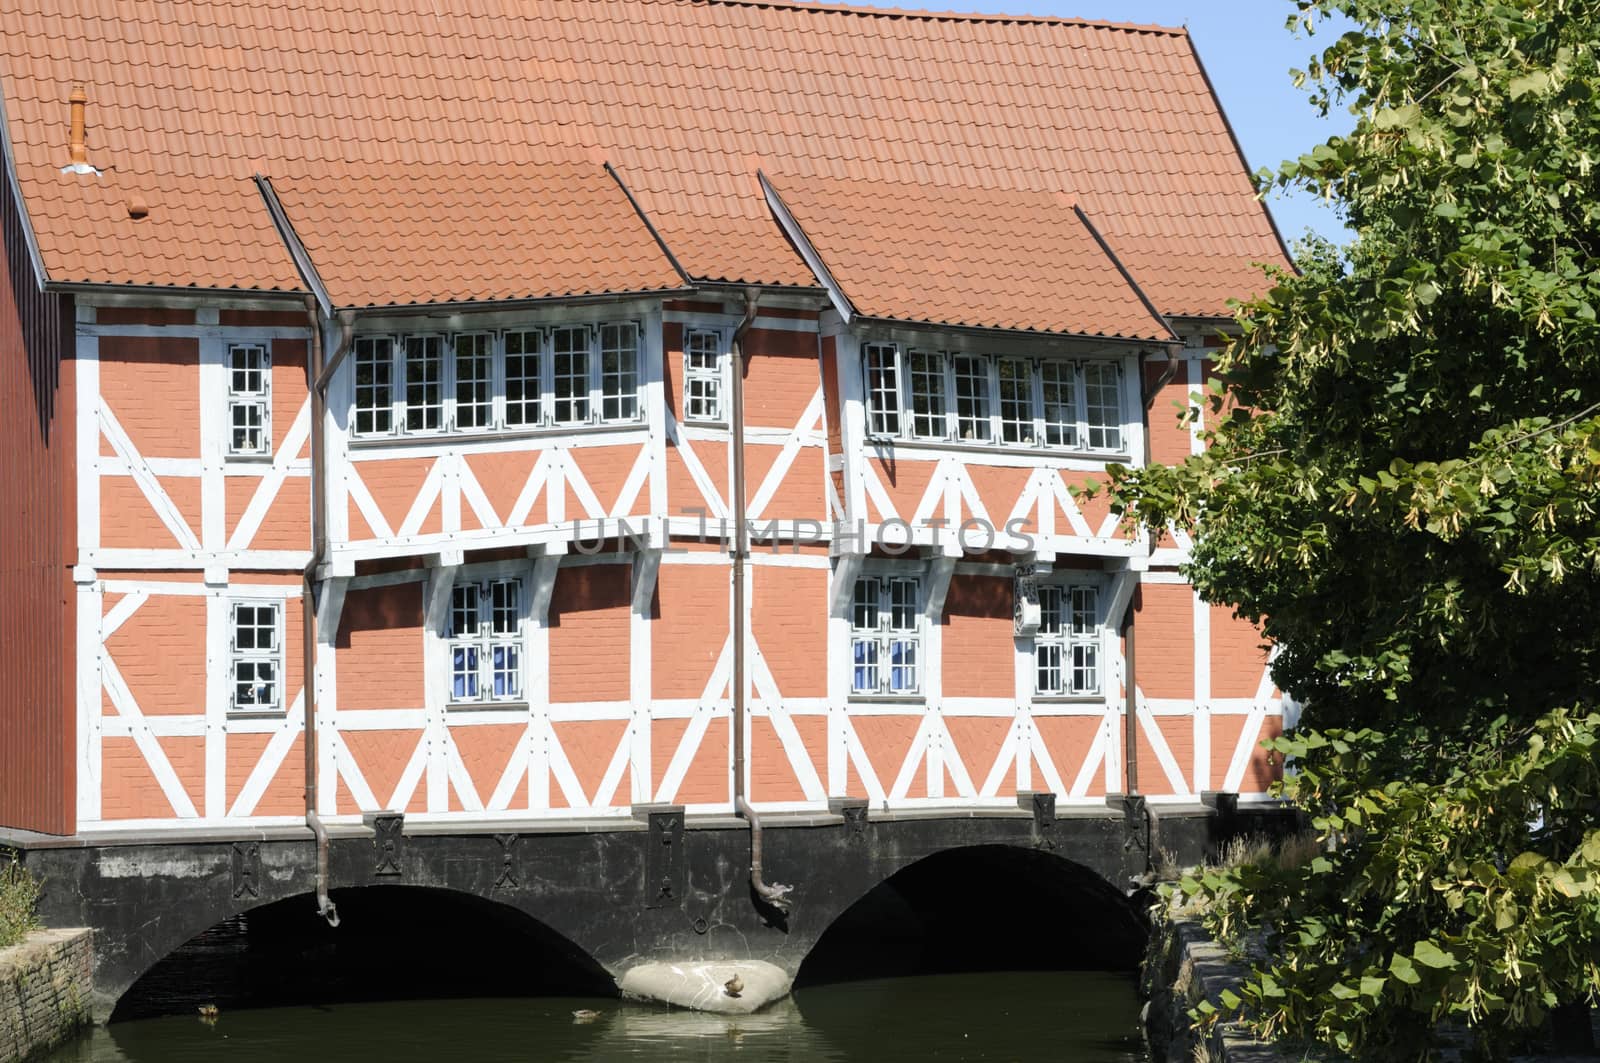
[8,795,1282,1020]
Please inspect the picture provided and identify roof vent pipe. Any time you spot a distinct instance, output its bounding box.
[61,86,98,176]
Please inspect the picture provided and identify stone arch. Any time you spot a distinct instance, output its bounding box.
[103,883,614,1022]
[791,843,1146,986]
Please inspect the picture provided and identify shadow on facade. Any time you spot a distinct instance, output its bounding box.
[793,844,1146,990]
[110,885,615,1022]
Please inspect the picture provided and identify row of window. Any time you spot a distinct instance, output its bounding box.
[226,575,1101,714]
[863,344,1126,453]
[352,324,643,437]
[223,335,1129,458]
[849,576,1100,698]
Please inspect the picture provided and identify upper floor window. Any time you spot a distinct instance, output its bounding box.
[230,601,282,712]
[851,575,922,697]
[352,322,642,439]
[227,343,271,456]
[865,343,1125,454]
[683,328,725,422]
[447,576,525,705]
[1035,584,1099,696]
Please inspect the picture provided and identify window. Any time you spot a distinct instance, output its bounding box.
[227,343,271,455]
[447,577,525,704]
[503,329,543,428]
[453,333,493,430]
[230,602,281,712]
[551,325,591,425]
[353,337,394,436]
[997,358,1033,444]
[951,355,992,441]
[599,323,639,421]
[850,575,922,696]
[1083,363,1123,452]
[862,343,1124,454]
[403,335,444,433]
[1035,584,1099,696]
[1040,361,1077,448]
[907,350,947,440]
[683,328,724,422]
[863,343,901,436]
[349,319,644,440]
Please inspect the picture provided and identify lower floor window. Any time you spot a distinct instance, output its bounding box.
[230,601,281,711]
[448,577,525,703]
[851,575,922,695]
[1036,585,1099,696]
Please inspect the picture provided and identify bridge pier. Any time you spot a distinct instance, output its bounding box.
[4,798,1281,1021]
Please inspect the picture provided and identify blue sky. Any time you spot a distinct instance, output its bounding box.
[925,0,1357,245]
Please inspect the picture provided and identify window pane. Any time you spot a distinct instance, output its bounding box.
[354,337,393,435]
[230,401,267,455]
[863,344,901,436]
[229,344,268,396]
[888,639,918,693]
[489,579,520,635]
[404,335,444,432]
[453,333,493,430]
[492,644,521,699]
[1040,361,1077,448]
[1083,363,1123,451]
[888,578,918,631]
[998,359,1034,444]
[552,326,591,424]
[908,350,947,440]
[450,584,480,638]
[504,330,543,427]
[452,645,480,701]
[1072,643,1098,694]
[1071,586,1098,635]
[599,323,639,421]
[850,578,879,632]
[1038,586,1063,636]
[1036,643,1062,696]
[851,638,879,694]
[952,355,991,441]
[684,329,723,422]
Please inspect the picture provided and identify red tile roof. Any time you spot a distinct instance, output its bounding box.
[269,161,685,310]
[764,171,1172,340]
[0,0,1292,321]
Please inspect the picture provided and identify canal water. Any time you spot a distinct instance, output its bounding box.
[44,970,1147,1062]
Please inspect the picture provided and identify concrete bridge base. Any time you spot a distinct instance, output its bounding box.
[2,794,1291,1022]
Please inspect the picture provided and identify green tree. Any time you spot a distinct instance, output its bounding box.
[1108,0,1600,1056]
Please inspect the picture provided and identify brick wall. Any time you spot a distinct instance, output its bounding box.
[0,928,91,1062]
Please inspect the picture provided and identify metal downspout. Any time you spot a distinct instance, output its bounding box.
[729,288,793,913]
[302,299,354,927]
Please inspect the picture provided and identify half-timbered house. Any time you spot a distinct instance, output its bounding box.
[0,0,1293,840]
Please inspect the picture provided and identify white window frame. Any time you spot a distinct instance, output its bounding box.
[682,327,726,423]
[229,600,284,714]
[401,333,446,435]
[445,573,529,706]
[849,572,925,698]
[347,320,645,440]
[1034,580,1102,698]
[451,331,495,432]
[226,342,272,456]
[861,344,1127,456]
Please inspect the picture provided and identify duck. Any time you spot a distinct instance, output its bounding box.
[197,1004,219,1022]
[571,1009,602,1024]
[723,974,743,998]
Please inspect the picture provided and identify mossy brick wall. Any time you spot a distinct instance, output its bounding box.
[0,929,91,1063]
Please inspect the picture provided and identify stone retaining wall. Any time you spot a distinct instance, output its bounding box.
[1142,913,1299,1063]
[1,929,91,1063]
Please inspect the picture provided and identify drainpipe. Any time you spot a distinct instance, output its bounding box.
[729,287,793,913]
[301,298,354,928]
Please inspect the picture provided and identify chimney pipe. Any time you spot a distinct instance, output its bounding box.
[68,86,87,166]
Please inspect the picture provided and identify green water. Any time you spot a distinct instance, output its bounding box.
[45,971,1147,1062]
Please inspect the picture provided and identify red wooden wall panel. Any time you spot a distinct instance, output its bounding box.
[0,158,75,836]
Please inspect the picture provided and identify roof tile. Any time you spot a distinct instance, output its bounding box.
[1,0,1290,316]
